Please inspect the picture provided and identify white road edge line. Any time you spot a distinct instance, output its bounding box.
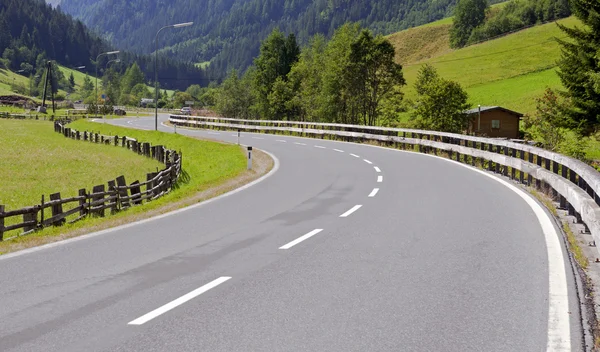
[333,149,344,152]
[340,205,362,218]
[294,142,306,146]
[315,145,326,149]
[368,188,379,197]
[377,175,383,183]
[0,149,281,261]
[350,153,360,158]
[374,166,381,173]
[349,142,571,351]
[363,159,373,164]
[279,229,324,250]
[128,277,232,325]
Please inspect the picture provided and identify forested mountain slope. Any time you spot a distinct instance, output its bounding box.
[58,0,501,79]
[1,0,207,90]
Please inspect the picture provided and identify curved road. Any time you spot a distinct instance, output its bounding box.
[0,114,584,351]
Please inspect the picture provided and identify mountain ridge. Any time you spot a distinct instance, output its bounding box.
[59,0,503,78]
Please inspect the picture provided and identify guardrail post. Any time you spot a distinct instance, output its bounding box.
[469,141,475,166]
[559,166,568,209]
[114,135,119,146]
[0,205,4,241]
[535,155,543,189]
[510,148,516,180]
[502,146,508,177]
[50,192,65,226]
[519,150,525,184]
[494,146,500,174]
[527,152,534,185]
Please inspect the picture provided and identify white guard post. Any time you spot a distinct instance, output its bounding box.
[247,146,253,170]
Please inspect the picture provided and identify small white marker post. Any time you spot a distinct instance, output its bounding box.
[247,146,253,170]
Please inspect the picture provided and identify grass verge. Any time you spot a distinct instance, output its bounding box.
[0,119,270,255]
[0,119,162,212]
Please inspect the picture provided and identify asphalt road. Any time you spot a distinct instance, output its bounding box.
[0,114,584,351]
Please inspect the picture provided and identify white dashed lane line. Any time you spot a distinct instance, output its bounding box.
[279,229,324,250]
[128,277,232,325]
[368,188,379,197]
[350,153,360,158]
[333,149,344,153]
[294,142,306,146]
[252,137,264,140]
[374,166,381,173]
[377,175,383,183]
[363,159,373,164]
[315,145,326,149]
[340,205,362,218]
[276,140,287,143]
[208,132,220,135]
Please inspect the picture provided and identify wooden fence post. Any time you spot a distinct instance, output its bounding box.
[78,189,88,217]
[50,192,65,226]
[116,175,129,208]
[108,180,118,214]
[91,185,105,217]
[23,209,37,233]
[114,135,119,146]
[130,181,142,205]
[147,172,157,198]
[0,205,4,241]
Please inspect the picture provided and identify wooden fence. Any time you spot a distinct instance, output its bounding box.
[0,121,182,241]
[170,114,600,254]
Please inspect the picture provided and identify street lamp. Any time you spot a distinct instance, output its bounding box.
[95,50,119,116]
[106,59,120,68]
[155,21,193,130]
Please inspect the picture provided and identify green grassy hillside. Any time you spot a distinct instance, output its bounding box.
[390,15,579,116]
[1,65,175,103]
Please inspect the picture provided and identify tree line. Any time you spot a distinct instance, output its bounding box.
[58,0,504,80]
[193,24,471,133]
[450,0,571,48]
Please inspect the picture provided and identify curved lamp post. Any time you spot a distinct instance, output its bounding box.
[95,51,119,116]
[106,59,121,69]
[155,22,193,130]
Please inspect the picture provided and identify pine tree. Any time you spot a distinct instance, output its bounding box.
[68,73,75,90]
[556,0,600,134]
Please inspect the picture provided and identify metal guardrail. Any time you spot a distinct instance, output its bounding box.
[170,114,600,249]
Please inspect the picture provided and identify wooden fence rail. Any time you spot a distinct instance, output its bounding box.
[170,114,600,255]
[0,121,182,241]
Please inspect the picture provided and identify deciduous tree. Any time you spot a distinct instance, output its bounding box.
[411,64,471,133]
